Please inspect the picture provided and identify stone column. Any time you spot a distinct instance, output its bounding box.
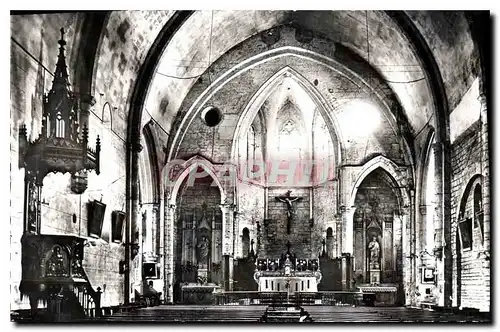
[234,211,241,259]
[479,93,490,312]
[125,139,142,305]
[78,93,95,134]
[418,204,427,255]
[409,190,418,307]
[431,142,445,307]
[339,206,355,290]
[264,187,269,219]
[431,141,452,308]
[220,203,235,291]
[398,208,412,306]
[341,205,356,255]
[335,214,342,258]
[401,202,417,307]
[151,203,159,255]
[164,202,176,303]
[158,196,165,302]
[142,205,153,255]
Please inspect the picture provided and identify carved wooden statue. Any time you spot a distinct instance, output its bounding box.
[368,236,380,269]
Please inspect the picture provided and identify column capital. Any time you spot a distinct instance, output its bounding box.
[167,203,176,211]
[419,204,427,216]
[128,141,143,153]
[339,205,356,213]
[219,203,236,212]
[397,206,410,216]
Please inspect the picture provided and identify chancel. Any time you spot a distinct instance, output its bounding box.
[9,9,491,323]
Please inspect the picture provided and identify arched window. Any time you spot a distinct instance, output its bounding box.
[473,184,484,245]
[242,227,250,258]
[425,141,436,252]
[55,112,65,138]
[247,126,255,177]
[278,120,301,158]
[326,227,334,258]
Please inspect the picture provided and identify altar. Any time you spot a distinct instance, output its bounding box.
[181,283,222,304]
[357,285,398,306]
[253,253,322,302]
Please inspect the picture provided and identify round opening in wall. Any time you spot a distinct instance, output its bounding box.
[201,106,223,127]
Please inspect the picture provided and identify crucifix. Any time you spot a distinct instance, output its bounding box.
[276,190,303,234]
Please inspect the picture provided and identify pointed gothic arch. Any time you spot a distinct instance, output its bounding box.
[230,65,343,165]
[164,155,227,206]
[349,155,411,209]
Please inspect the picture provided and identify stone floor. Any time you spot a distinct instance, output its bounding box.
[95,305,491,323]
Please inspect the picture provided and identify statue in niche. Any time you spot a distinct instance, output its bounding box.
[368,236,380,269]
[196,235,210,265]
[46,246,67,277]
[71,245,84,278]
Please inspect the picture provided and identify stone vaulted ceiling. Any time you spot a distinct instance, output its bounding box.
[91,10,477,162]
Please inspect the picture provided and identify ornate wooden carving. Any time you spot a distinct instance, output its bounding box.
[18,28,100,183]
[20,234,86,295]
[18,28,100,235]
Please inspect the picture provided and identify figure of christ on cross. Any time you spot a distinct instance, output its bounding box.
[276,190,303,234]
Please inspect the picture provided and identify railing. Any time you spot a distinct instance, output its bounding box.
[213,291,371,306]
[214,291,321,306]
[72,283,102,318]
[72,266,102,319]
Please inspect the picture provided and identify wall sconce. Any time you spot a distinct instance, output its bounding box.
[119,260,128,274]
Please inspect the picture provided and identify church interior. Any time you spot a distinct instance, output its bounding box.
[9,10,491,323]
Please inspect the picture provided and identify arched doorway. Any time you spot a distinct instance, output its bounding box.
[352,168,404,304]
[326,227,334,259]
[242,227,250,258]
[172,167,223,302]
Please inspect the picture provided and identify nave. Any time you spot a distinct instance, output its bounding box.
[10,9,491,323]
[86,305,491,323]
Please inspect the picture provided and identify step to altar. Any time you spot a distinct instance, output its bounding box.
[261,304,312,322]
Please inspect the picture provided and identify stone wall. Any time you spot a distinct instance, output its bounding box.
[10,14,126,309]
[450,121,488,310]
[93,11,174,139]
[263,188,310,257]
[312,182,338,258]
[236,181,264,258]
[174,26,406,166]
